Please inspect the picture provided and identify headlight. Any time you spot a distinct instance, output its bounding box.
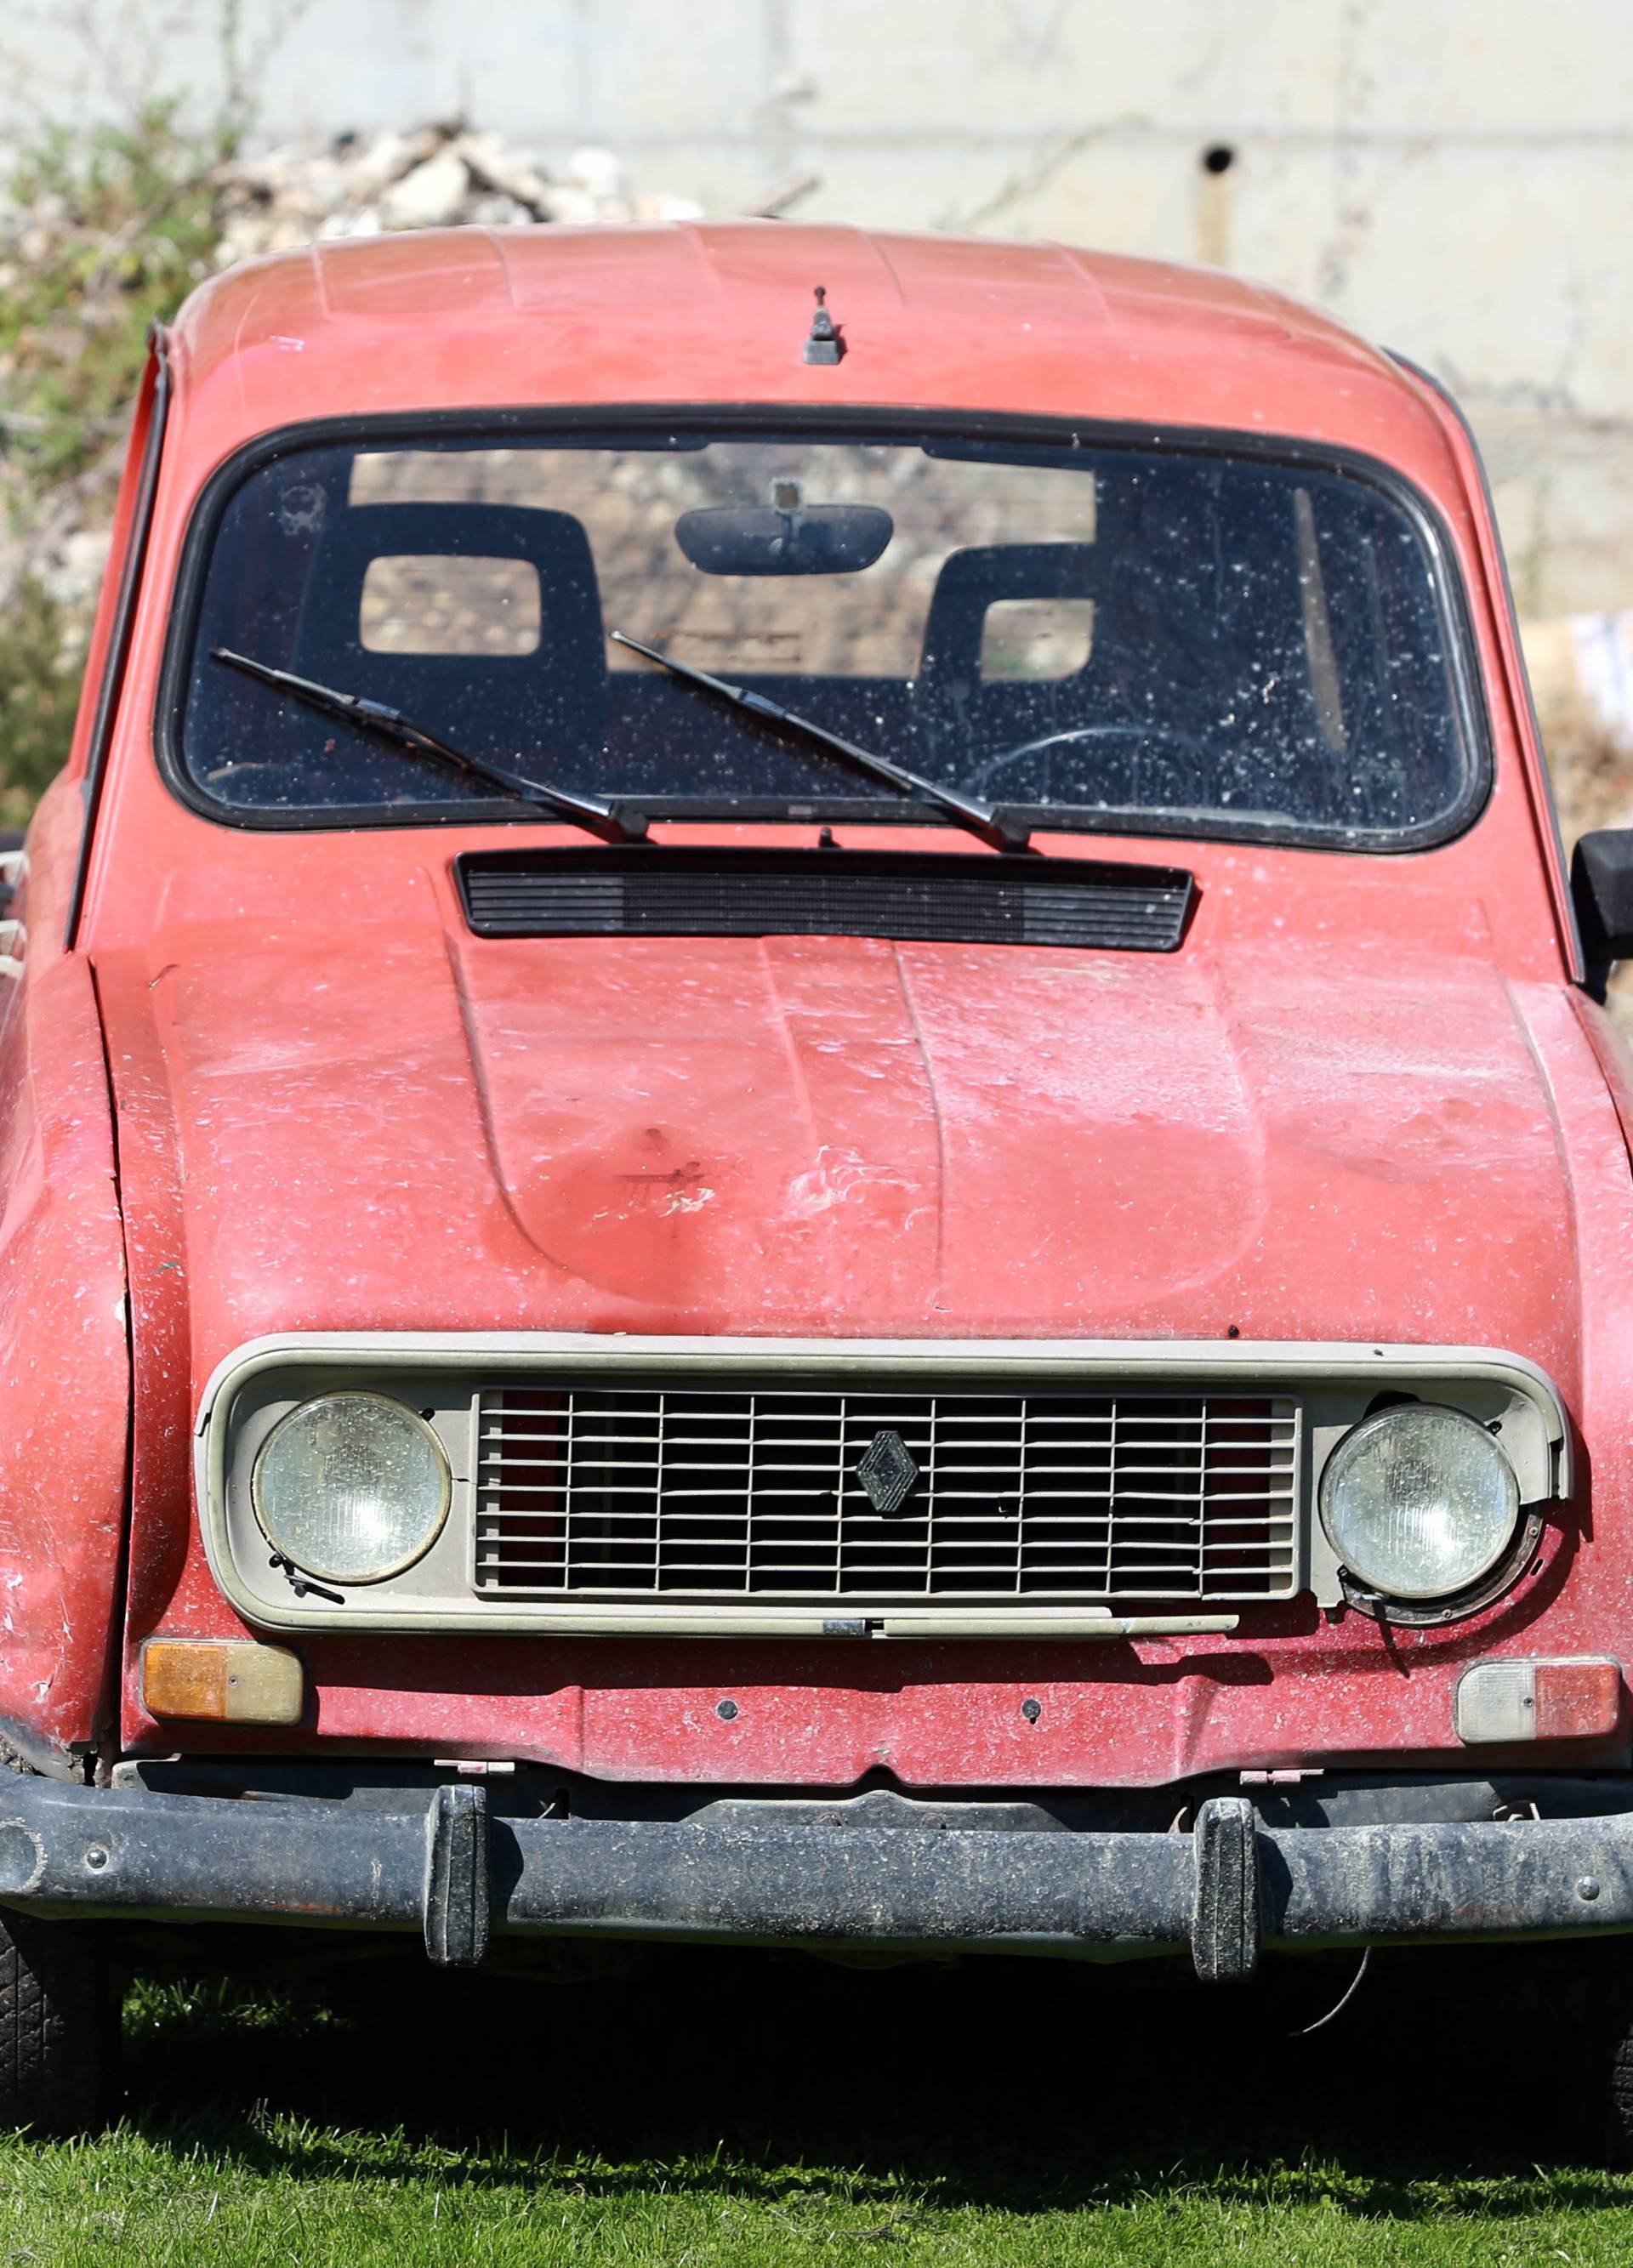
[252,1391,450,1584]
[1319,1402,1519,1600]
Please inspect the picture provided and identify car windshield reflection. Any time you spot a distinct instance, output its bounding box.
[177,423,1477,848]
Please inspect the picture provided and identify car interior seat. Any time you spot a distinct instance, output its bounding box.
[292,502,608,769]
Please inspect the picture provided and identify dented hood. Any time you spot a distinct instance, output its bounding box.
[100,906,1584,1386]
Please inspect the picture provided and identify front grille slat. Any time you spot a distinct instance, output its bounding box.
[471,1379,1300,1605]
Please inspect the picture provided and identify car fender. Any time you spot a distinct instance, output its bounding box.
[0,940,131,1775]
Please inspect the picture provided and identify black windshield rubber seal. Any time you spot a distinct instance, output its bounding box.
[152,401,1495,859]
[66,324,172,947]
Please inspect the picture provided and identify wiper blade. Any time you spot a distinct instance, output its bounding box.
[609,630,1030,854]
[210,649,646,844]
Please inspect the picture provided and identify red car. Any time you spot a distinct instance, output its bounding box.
[6,219,1633,2139]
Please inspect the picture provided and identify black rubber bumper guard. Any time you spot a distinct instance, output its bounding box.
[3,1779,1633,1979]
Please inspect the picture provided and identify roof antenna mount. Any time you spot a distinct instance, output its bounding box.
[802,285,845,366]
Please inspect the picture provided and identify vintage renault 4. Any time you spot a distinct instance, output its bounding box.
[8,219,1633,2137]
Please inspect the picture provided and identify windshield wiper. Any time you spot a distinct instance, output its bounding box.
[609,630,1030,854]
[210,648,646,844]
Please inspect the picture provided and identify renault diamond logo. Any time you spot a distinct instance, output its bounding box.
[856,1430,919,1516]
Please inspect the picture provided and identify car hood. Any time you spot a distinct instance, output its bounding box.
[100,906,1584,1384]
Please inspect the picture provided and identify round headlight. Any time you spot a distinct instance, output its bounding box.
[1319,1402,1520,1601]
[253,1391,450,1584]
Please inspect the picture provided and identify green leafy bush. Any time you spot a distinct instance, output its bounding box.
[0,102,228,816]
[0,577,83,827]
[1,101,224,484]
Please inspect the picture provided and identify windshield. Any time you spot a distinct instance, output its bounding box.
[174,423,1479,846]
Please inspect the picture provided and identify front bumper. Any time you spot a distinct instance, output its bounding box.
[3,1777,1633,1981]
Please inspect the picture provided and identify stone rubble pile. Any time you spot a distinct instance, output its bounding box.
[213,120,703,264]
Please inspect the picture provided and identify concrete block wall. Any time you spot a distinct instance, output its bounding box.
[4,0,1630,616]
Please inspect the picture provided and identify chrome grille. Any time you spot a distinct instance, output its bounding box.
[472,1381,1300,1603]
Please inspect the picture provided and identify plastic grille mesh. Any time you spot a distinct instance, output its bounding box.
[472,1380,1298,1604]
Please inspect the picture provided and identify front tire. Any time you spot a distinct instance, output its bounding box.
[1599,1998,1633,2169]
[0,1906,117,2132]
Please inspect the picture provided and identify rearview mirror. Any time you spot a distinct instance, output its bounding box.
[1572,827,1633,996]
[674,503,893,577]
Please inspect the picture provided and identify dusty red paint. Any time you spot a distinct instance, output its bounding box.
[5,222,1630,1787]
[0,844,130,1771]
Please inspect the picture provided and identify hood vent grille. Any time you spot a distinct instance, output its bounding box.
[457,847,1195,952]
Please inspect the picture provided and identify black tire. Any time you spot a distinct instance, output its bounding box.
[1608,2029,1633,2168]
[0,1905,117,2133]
[1545,1944,1633,2168]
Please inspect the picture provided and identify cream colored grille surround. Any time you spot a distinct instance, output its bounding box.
[195,1334,1569,1638]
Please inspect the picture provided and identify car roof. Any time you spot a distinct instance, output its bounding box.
[166,220,1452,477]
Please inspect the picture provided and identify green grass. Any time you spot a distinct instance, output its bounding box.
[2,1948,1631,2264]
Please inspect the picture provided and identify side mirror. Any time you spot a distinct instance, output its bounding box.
[1572,828,1633,998]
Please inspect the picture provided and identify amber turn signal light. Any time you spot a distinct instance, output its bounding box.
[141,1640,304,1726]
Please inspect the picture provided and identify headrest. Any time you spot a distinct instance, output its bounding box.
[293,502,606,765]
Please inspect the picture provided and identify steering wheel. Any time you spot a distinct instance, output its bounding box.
[963,723,1215,803]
